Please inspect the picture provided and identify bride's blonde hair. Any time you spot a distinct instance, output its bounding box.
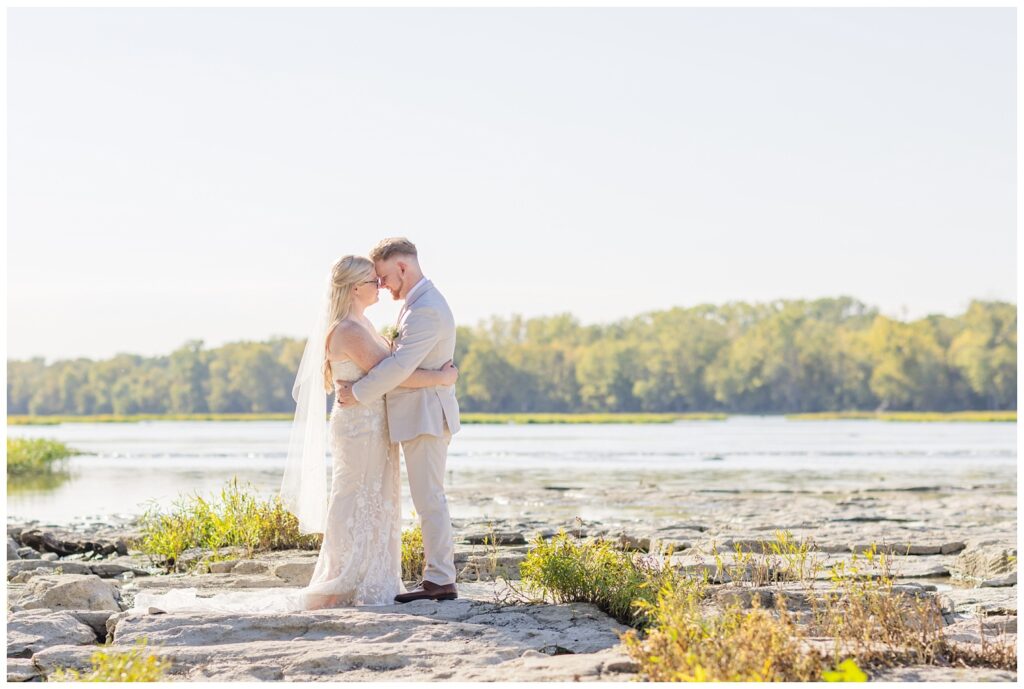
[322,255,376,392]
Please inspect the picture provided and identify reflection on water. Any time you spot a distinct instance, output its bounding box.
[6,417,1016,526]
[7,470,72,494]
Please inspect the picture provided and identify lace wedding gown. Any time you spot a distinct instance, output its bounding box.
[131,359,406,613]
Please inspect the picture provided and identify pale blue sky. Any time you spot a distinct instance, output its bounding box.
[8,8,1016,361]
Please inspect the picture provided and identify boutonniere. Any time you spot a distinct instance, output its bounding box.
[381,325,399,350]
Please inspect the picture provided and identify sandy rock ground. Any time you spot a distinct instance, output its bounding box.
[6,476,1017,682]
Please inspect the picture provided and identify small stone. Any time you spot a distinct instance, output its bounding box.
[40,553,59,562]
[231,561,269,575]
[8,536,21,560]
[272,561,315,586]
[208,560,237,574]
[713,588,774,609]
[16,547,40,560]
[614,534,651,552]
[89,563,150,579]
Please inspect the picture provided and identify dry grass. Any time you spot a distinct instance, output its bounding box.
[623,577,832,681]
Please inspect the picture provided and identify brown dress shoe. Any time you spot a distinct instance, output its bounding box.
[394,579,458,603]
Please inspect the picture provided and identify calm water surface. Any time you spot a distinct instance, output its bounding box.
[6,417,1016,525]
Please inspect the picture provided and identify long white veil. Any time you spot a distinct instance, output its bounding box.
[130,274,334,614]
[279,271,333,535]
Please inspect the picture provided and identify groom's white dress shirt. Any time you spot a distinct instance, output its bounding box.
[404,276,428,303]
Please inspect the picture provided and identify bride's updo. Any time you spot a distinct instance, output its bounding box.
[322,255,375,392]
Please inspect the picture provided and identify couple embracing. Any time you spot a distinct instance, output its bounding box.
[133,237,461,613]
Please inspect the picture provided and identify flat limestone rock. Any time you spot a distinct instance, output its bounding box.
[8,560,92,579]
[7,609,99,657]
[29,582,634,681]
[982,572,1018,588]
[129,572,299,592]
[6,657,40,682]
[940,587,1018,617]
[869,665,1017,682]
[452,646,636,681]
[941,614,1017,644]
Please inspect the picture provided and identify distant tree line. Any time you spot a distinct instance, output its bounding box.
[7,297,1016,416]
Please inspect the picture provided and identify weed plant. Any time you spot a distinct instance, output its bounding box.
[138,477,321,570]
[519,530,703,628]
[401,522,425,582]
[48,638,170,682]
[623,577,831,681]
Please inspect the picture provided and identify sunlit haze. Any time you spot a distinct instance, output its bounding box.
[7,8,1015,361]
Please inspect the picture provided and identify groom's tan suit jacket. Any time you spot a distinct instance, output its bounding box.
[351,280,461,443]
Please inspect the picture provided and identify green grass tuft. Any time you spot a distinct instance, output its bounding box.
[519,530,700,628]
[6,437,80,475]
[401,523,425,582]
[137,477,321,570]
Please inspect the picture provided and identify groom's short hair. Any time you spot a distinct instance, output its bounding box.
[370,237,418,262]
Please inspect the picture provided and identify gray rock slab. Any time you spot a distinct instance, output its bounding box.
[942,614,1017,644]
[130,572,299,592]
[940,587,1018,616]
[6,657,40,682]
[982,571,1018,588]
[17,574,121,612]
[58,581,635,681]
[8,560,91,579]
[869,665,1016,682]
[462,531,527,546]
[7,609,99,657]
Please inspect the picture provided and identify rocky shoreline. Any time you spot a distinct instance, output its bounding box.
[6,480,1018,682]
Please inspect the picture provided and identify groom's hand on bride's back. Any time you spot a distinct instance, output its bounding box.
[335,381,358,408]
[440,360,459,386]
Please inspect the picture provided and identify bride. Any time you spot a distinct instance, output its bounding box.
[131,255,458,613]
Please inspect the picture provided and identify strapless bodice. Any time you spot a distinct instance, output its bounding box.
[329,359,365,383]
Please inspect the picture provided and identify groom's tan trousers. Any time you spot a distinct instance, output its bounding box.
[402,427,456,585]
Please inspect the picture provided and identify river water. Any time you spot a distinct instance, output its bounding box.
[6,417,1016,526]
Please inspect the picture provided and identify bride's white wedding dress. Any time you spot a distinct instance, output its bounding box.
[131,359,406,613]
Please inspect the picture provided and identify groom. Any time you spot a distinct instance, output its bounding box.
[334,237,461,603]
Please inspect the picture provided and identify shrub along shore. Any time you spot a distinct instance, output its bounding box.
[6,438,81,473]
[6,410,1014,425]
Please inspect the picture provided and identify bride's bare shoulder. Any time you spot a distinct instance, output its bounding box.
[327,319,372,357]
